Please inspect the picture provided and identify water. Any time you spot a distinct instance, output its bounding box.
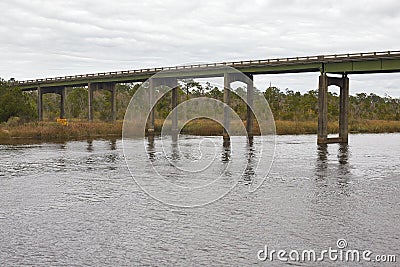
[0,134,399,266]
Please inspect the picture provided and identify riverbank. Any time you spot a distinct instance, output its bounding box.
[1,119,400,142]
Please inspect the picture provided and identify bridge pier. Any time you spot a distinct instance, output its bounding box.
[246,74,254,139]
[87,82,117,122]
[317,73,349,144]
[171,79,178,142]
[36,86,67,121]
[339,76,349,143]
[148,78,156,133]
[88,83,94,122]
[223,73,231,143]
[110,83,116,122]
[59,87,66,119]
[223,73,254,142]
[147,78,178,139]
[37,86,43,121]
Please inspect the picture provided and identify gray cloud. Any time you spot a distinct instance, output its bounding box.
[0,0,399,95]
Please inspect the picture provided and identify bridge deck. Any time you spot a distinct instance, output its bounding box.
[12,50,400,90]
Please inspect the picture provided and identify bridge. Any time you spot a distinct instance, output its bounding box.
[12,50,400,144]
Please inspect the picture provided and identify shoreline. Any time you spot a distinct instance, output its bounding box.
[1,119,400,143]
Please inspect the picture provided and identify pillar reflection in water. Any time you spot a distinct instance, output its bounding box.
[170,141,180,161]
[315,143,352,190]
[221,142,231,163]
[317,144,328,163]
[109,139,117,150]
[146,134,155,162]
[86,139,93,152]
[243,140,256,185]
[337,143,351,178]
[338,143,349,165]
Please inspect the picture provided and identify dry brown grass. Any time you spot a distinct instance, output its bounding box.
[0,121,122,140]
[349,119,400,133]
[156,119,400,135]
[1,119,400,141]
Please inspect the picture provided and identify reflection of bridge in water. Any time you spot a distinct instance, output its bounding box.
[12,50,400,144]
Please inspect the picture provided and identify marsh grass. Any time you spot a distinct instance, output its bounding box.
[0,121,122,140]
[1,119,399,141]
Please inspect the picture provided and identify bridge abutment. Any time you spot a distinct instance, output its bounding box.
[317,73,349,144]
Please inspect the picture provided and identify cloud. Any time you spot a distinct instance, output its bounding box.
[0,0,399,95]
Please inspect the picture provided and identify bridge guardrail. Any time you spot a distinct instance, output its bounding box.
[12,50,400,86]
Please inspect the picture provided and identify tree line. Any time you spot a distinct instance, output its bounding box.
[0,78,399,123]
[264,86,400,121]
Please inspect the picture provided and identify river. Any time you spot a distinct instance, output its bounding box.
[0,134,399,266]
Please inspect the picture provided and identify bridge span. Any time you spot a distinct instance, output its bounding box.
[11,50,400,144]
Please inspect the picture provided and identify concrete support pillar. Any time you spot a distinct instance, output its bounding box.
[60,87,66,119]
[246,74,254,139]
[317,73,349,144]
[110,83,116,122]
[223,73,231,142]
[148,79,155,133]
[170,79,178,142]
[318,74,328,144]
[339,75,349,143]
[37,86,43,121]
[88,83,94,122]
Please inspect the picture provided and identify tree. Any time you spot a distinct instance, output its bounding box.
[0,79,36,122]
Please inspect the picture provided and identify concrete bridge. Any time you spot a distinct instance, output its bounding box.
[12,50,400,144]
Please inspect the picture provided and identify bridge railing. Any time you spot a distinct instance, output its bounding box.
[13,50,400,86]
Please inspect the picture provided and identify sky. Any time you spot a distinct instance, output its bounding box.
[1,0,400,96]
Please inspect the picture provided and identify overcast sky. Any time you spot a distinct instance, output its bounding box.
[1,0,400,96]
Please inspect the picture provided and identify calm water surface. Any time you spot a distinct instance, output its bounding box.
[0,134,399,266]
